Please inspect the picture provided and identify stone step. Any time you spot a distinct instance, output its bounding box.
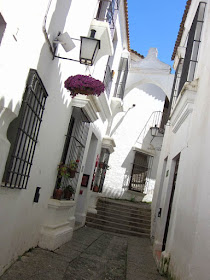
[88,210,151,227]
[86,221,150,238]
[98,198,151,213]
[86,216,150,234]
[96,206,151,221]
[97,200,151,216]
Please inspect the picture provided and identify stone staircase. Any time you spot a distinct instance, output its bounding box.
[86,198,151,238]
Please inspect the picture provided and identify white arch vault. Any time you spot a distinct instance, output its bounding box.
[125,48,174,99]
[102,48,174,202]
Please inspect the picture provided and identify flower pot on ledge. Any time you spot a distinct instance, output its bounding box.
[53,188,63,200]
[69,169,76,178]
[63,190,73,200]
[64,75,105,98]
[93,185,99,192]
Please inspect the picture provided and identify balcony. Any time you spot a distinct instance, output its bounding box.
[96,0,119,39]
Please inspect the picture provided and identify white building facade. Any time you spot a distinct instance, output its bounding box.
[152,0,210,279]
[0,0,130,274]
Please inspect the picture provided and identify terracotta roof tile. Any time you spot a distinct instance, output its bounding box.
[171,0,192,60]
[130,49,144,59]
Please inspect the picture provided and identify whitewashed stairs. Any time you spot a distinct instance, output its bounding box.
[86,198,151,238]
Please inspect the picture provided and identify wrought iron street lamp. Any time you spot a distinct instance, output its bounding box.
[80,30,100,66]
[53,30,100,66]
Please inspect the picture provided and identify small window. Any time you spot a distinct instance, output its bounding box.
[0,13,6,45]
[2,69,48,189]
[114,57,128,100]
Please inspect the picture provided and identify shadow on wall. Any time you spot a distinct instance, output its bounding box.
[121,148,135,190]
[37,0,73,109]
[35,0,74,196]
[125,83,166,102]
[0,98,20,133]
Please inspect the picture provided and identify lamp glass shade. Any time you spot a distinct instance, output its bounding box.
[80,36,100,66]
[150,126,159,137]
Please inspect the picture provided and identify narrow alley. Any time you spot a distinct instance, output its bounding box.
[0,226,165,280]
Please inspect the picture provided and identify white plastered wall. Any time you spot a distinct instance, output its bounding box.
[0,0,128,274]
[152,1,210,279]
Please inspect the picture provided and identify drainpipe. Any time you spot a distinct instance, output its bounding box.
[42,0,54,57]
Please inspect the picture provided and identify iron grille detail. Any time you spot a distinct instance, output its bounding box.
[55,108,90,194]
[93,148,110,193]
[168,58,184,114]
[96,0,119,39]
[103,64,113,98]
[129,152,153,193]
[114,57,128,100]
[178,2,206,95]
[2,69,48,189]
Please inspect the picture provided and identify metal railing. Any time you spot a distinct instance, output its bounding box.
[114,57,128,100]
[103,64,113,98]
[178,2,206,95]
[96,0,119,39]
[135,111,167,146]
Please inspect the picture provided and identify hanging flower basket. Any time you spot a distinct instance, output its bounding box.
[64,75,105,98]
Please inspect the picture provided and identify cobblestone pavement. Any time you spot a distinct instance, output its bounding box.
[0,227,166,280]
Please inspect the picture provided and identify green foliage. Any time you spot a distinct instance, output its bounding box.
[64,185,75,193]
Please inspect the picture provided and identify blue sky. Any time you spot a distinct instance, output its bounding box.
[127,0,187,69]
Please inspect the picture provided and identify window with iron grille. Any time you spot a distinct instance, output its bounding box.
[92,148,110,193]
[129,151,153,193]
[168,58,184,115]
[103,63,113,98]
[178,2,206,95]
[96,0,119,39]
[2,69,48,189]
[55,107,90,194]
[114,57,128,99]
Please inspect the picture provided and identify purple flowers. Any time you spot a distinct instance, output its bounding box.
[64,75,105,98]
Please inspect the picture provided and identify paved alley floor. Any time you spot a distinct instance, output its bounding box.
[0,227,166,280]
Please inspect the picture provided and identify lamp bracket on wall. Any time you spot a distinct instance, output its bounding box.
[53,30,100,66]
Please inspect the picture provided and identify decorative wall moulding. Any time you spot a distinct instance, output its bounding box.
[90,19,114,61]
[102,136,116,153]
[71,95,99,122]
[171,85,197,133]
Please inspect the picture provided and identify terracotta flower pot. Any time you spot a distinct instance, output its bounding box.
[93,185,99,192]
[64,190,72,200]
[69,169,76,178]
[53,188,63,200]
[99,162,105,169]
[72,88,95,96]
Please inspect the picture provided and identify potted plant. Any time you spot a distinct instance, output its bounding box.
[93,185,99,192]
[58,160,79,178]
[63,185,75,200]
[53,187,63,200]
[99,162,105,169]
[64,74,105,98]
[99,162,110,170]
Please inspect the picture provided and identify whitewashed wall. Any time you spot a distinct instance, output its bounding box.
[152,1,210,279]
[0,0,128,274]
[103,83,165,199]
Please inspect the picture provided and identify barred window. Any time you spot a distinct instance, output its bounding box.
[2,69,48,189]
[129,151,153,193]
[114,57,128,100]
[96,0,119,39]
[178,2,206,94]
